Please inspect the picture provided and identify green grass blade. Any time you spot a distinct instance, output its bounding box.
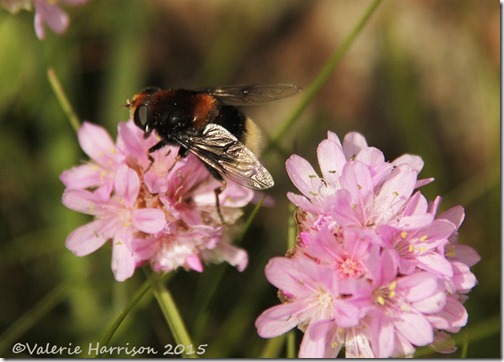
[146,269,196,358]
[47,68,81,133]
[258,335,285,358]
[98,280,152,351]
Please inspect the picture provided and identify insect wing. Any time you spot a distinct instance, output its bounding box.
[200,84,301,106]
[179,124,274,190]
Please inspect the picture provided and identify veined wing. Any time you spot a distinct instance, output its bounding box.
[199,84,301,107]
[175,123,274,190]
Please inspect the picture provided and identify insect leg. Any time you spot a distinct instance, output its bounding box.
[167,146,189,172]
[214,179,227,225]
[204,165,227,224]
[145,140,168,172]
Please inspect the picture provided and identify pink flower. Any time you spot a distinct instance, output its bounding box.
[256,131,479,358]
[60,122,123,200]
[255,256,361,339]
[63,164,166,281]
[1,0,86,39]
[286,132,433,235]
[33,0,87,39]
[61,120,255,281]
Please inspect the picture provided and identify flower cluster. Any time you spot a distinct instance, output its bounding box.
[1,0,87,39]
[60,120,254,281]
[255,131,480,358]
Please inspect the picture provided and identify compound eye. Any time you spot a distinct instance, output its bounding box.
[133,105,149,130]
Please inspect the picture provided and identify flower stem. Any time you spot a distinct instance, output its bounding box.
[287,203,296,250]
[47,68,81,133]
[146,269,196,358]
[264,0,383,155]
[258,335,285,358]
[286,331,296,358]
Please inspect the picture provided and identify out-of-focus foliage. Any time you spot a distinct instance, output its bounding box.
[0,0,499,358]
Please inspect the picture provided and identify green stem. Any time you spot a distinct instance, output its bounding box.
[146,270,196,358]
[192,196,265,342]
[286,331,296,358]
[47,68,81,133]
[264,0,383,155]
[258,335,285,358]
[237,195,265,244]
[98,280,152,351]
[287,203,296,250]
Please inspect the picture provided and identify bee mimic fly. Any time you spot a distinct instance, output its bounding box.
[126,83,301,223]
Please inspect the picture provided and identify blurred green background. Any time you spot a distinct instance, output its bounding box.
[0,0,499,358]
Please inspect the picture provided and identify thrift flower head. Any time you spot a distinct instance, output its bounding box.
[61,120,254,281]
[1,0,87,39]
[255,131,479,358]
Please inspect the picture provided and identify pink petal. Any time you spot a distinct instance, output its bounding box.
[369,312,395,358]
[395,213,434,230]
[62,189,99,214]
[421,219,456,245]
[255,302,305,338]
[427,296,468,330]
[65,220,108,256]
[451,261,477,290]
[394,312,433,346]
[114,165,140,205]
[415,177,435,188]
[132,237,159,263]
[326,131,343,148]
[344,330,375,358]
[33,12,46,39]
[401,191,428,217]
[78,122,118,168]
[299,321,341,358]
[186,254,204,272]
[117,121,152,168]
[317,139,345,187]
[218,181,254,207]
[340,160,374,205]
[438,205,465,229]
[398,272,437,302]
[428,195,442,215]
[412,287,446,314]
[266,256,334,297]
[416,252,453,277]
[330,189,365,228]
[285,155,325,202]
[429,330,457,354]
[374,165,417,224]
[111,239,136,282]
[33,0,69,38]
[60,163,104,189]
[380,249,398,283]
[392,154,424,173]
[132,208,166,234]
[449,244,480,266]
[286,192,319,214]
[354,147,385,167]
[333,299,361,327]
[392,333,416,357]
[201,242,249,272]
[342,132,368,159]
